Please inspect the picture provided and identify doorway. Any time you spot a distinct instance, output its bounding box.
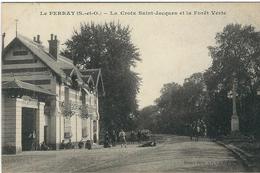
[22,108,36,151]
[44,125,48,143]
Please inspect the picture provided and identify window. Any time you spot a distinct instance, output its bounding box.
[82,90,86,105]
[64,87,69,107]
[64,117,71,138]
[13,50,28,56]
[82,118,88,137]
[71,75,78,89]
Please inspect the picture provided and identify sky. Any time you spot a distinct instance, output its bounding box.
[2,3,260,109]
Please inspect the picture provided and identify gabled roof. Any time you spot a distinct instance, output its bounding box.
[3,34,105,95]
[81,75,96,90]
[63,68,73,76]
[80,68,105,95]
[82,75,94,84]
[57,54,74,70]
[70,67,84,85]
[3,35,66,79]
[2,79,56,96]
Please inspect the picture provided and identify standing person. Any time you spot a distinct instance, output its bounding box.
[119,129,127,148]
[196,122,201,142]
[137,130,142,143]
[195,120,200,141]
[93,133,97,144]
[29,130,36,150]
[104,131,110,148]
[192,121,197,141]
[111,130,117,147]
[130,130,135,144]
[189,123,193,141]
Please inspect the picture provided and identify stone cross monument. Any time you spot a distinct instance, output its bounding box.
[231,77,239,132]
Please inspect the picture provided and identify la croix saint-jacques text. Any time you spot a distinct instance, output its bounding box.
[40,10,226,16]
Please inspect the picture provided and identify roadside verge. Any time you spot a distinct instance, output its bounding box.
[216,141,257,172]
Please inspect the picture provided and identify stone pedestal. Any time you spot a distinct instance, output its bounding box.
[231,114,239,132]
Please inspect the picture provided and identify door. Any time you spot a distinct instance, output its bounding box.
[44,125,48,143]
[22,108,36,151]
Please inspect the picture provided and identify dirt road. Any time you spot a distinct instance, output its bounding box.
[2,135,247,173]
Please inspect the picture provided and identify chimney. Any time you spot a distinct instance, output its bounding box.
[2,33,6,51]
[48,34,59,60]
[33,34,42,44]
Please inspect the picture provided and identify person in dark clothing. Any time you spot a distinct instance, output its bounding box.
[78,139,84,149]
[137,130,142,143]
[139,140,156,147]
[93,133,97,143]
[40,141,49,151]
[66,139,73,149]
[111,130,117,147]
[60,140,65,149]
[104,131,111,148]
[130,130,135,144]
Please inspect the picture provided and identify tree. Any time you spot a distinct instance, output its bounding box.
[206,24,260,136]
[138,105,160,132]
[62,22,141,131]
[155,82,183,134]
[137,23,260,138]
[153,74,208,135]
[208,24,260,93]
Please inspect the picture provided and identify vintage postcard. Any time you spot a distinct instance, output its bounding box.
[1,2,260,172]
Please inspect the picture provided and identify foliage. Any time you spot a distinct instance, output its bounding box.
[138,24,260,138]
[62,22,141,131]
[205,24,260,137]
[79,105,90,119]
[59,101,75,118]
[154,73,208,135]
[60,101,89,118]
[137,105,160,132]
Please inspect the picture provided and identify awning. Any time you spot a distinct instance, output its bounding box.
[2,79,56,96]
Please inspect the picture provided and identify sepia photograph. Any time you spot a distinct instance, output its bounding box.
[1,2,260,172]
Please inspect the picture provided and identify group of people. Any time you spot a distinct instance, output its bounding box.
[103,129,149,148]
[26,129,50,151]
[129,130,150,143]
[104,129,127,148]
[189,119,207,141]
[60,139,73,149]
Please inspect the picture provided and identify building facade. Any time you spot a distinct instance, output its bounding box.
[2,34,104,153]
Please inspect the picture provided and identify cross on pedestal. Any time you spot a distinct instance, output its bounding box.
[231,77,239,132]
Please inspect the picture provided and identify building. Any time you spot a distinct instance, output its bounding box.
[2,34,104,154]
